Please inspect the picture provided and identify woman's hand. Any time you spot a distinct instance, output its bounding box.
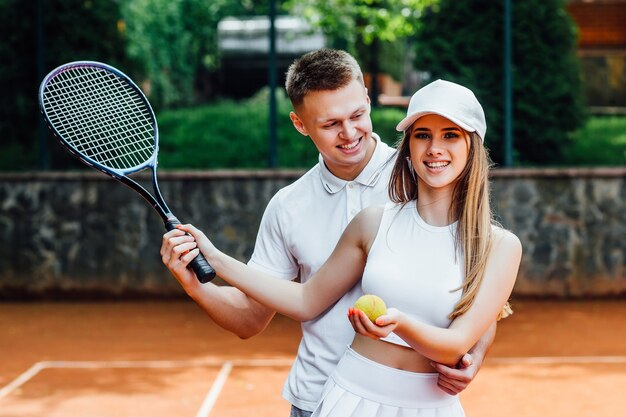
[174,223,220,260]
[348,307,402,339]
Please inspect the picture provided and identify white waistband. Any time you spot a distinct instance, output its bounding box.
[330,346,459,409]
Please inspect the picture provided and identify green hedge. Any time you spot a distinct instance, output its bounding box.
[560,115,626,166]
[157,90,405,170]
[157,94,625,170]
[0,94,622,171]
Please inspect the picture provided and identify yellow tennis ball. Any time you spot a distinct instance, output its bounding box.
[354,294,387,322]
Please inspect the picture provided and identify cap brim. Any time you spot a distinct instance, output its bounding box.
[395,111,476,134]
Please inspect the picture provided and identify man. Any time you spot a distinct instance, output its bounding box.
[161,49,495,417]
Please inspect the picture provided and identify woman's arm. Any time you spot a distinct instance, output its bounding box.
[351,229,521,366]
[430,321,496,394]
[176,206,383,322]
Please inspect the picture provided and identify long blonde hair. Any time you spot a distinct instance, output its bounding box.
[389,130,510,320]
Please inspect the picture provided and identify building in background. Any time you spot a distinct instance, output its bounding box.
[567,0,626,111]
[217,16,325,98]
[215,3,626,110]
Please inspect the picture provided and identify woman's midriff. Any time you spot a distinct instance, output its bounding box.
[350,334,436,373]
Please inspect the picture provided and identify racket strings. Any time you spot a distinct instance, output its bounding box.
[47,84,152,168]
[42,66,156,170]
[46,69,153,166]
[47,69,153,168]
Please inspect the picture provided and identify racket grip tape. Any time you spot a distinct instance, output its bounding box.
[165,217,216,284]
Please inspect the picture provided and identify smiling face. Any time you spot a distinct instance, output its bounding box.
[408,114,470,193]
[289,79,375,181]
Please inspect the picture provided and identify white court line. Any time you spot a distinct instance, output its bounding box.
[25,358,294,369]
[0,362,46,399]
[3,356,626,404]
[195,362,233,417]
[0,358,293,401]
[489,356,626,365]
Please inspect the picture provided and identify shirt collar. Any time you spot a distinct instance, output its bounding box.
[319,133,394,194]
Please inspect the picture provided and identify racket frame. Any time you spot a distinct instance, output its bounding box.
[38,61,215,283]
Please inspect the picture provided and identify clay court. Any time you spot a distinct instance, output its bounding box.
[1,298,625,416]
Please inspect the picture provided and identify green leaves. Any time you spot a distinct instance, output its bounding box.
[413,0,586,165]
[121,0,210,109]
[285,0,437,45]
[156,91,405,169]
[120,0,272,110]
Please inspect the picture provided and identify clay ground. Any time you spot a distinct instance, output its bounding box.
[1,299,625,416]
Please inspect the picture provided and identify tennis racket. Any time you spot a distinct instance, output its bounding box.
[38,61,216,283]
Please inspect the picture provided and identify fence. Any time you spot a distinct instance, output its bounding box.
[1,168,624,298]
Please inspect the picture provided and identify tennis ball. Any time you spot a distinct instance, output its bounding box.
[354,294,387,322]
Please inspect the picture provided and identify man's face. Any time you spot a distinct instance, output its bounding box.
[290,80,375,181]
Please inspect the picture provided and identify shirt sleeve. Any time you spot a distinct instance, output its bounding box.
[247,192,299,280]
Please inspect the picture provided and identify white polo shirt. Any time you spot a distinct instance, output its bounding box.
[248,134,397,411]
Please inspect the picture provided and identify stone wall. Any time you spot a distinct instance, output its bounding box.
[1,168,624,299]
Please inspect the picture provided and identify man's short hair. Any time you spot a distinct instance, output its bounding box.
[285,48,364,108]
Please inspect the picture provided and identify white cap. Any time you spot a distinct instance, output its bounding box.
[395,79,486,141]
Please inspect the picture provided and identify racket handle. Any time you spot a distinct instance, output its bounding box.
[165,217,216,284]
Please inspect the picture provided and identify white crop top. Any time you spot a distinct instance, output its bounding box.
[361,201,464,347]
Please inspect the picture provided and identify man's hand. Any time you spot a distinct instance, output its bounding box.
[431,321,495,395]
[350,309,494,395]
[430,353,479,395]
[161,225,276,339]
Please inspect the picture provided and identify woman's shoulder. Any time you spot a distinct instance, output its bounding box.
[490,224,522,256]
[356,202,413,234]
[350,205,386,249]
[357,202,406,220]
[356,204,386,223]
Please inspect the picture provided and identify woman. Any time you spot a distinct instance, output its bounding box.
[172,79,522,416]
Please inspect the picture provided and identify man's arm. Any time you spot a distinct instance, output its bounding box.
[161,228,276,339]
[187,282,276,339]
[430,321,496,395]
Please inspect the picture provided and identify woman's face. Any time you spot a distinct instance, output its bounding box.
[408,114,470,192]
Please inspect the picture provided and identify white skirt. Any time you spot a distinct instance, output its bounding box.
[311,346,465,417]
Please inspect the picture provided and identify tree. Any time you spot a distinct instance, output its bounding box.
[0,0,270,170]
[284,0,436,46]
[284,0,438,103]
[412,0,585,165]
[0,0,129,170]
[120,0,272,110]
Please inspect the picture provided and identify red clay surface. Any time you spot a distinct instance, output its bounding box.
[1,299,625,416]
